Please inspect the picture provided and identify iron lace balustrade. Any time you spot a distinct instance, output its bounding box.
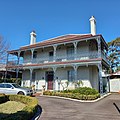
[7,51,108,66]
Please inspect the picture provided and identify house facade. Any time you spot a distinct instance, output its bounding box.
[7,16,109,94]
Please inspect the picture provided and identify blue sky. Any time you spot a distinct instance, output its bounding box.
[0,0,120,50]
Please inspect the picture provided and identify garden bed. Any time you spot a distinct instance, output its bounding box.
[0,94,39,120]
[43,87,100,100]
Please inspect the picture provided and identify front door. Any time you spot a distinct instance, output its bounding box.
[46,71,54,90]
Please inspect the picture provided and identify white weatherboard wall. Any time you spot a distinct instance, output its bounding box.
[77,41,89,53]
[23,51,31,62]
[89,66,99,90]
[22,70,30,87]
[77,66,91,87]
[56,45,66,59]
[55,67,71,91]
[110,79,120,92]
[35,69,46,90]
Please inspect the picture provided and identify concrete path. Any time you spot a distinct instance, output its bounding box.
[37,94,120,120]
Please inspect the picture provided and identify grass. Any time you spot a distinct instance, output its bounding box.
[0,101,26,114]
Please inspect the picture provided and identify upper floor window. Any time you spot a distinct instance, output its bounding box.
[33,51,37,58]
[49,51,53,57]
[67,46,74,60]
[49,51,53,61]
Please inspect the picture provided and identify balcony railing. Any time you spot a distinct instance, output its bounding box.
[7,51,109,67]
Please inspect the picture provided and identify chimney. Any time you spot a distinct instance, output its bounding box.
[89,16,96,35]
[30,30,36,45]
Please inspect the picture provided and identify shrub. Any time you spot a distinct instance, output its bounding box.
[61,87,99,95]
[0,95,39,120]
[71,87,99,95]
[43,87,100,100]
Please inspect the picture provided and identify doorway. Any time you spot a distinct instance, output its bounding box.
[46,71,54,90]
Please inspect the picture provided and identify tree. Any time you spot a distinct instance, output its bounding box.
[107,37,120,73]
[0,36,9,64]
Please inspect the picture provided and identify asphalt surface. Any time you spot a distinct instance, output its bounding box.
[37,94,120,120]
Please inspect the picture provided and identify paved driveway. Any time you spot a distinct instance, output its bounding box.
[37,94,120,120]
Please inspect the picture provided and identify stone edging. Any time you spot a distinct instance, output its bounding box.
[41,93,111,103]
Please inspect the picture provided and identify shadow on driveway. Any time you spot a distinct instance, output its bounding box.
[113,102,120,113]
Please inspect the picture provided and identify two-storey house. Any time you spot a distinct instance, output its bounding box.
[7,16,109,94]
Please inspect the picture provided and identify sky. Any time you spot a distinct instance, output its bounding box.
[0,0,120,51]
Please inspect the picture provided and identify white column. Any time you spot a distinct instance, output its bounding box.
[53,45,57,62]
[53,67,57,90]
[31,49,34,63]
[73,65,78,81]
[17,51,21,65]
[73,42,78,60]
[16,51,21,83]
[30,68,33,87]
[5,53,9,82]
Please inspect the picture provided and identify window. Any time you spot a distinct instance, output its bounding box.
[32,72,36,81]
[67,46,74,60]
[49,51,53,61]
[68,70,75,82]
[5,84,12,88]
[49,51,53,57]
[0,84,5,88]
[33,51,37,58]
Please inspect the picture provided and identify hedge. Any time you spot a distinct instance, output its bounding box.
[0,94,39,120]
[43,87,100,100]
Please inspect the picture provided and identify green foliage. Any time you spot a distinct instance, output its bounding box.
[107,37,120,72]
[43,87,100,100]
[0,94,38,120]
[72,80,83,88]
[71,87,99,95]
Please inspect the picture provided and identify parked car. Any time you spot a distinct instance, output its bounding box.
[0,83,33,96]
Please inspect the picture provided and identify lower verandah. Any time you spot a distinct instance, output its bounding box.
[21,65,100,91]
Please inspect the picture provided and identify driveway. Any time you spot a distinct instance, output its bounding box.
[37,94,120,120]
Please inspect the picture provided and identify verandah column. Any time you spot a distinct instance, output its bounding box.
[73,42,78,60]
[53,67,57,90]
[53,45,57,62]
[5,53,9,82]
[16,51,21,83]
[97,37,101,58]
[29,68,33,87]
[98,63,103,94]
[73,65,78,81]
[31,49,34,63]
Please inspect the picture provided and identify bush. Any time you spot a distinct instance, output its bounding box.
[43,87,100,100]
[0,95,39,120]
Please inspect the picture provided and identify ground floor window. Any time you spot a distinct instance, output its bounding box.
[32,72,36,81]
[68,70,75,82]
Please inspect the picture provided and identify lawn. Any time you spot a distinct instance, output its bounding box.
[0,101,26,114]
